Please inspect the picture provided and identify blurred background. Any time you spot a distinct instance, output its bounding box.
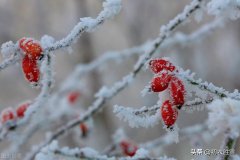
[0,0,239,159]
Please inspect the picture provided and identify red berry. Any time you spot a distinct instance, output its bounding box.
[68,91,80,104]
[22,56,40,84]
[151,72,172,92]
[79,123,88,137]
[169,76,185,108]
[1,107,16,124]
[19,38,43,60]
[120,140,138,157]
[149,58,176,73]
[16,102,30,118]
[161,100,178,128]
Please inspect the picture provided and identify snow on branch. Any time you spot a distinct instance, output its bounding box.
[113,98,213,128]
[35,140,175,160]
[207,0,240,20]
[59,17,225,97]
[0,53,53,141]
[113,104,160,128]
[177,69,240,100]
[141,124,207,150]
[0,0,122,72]
[45,0,122,52]
[24,1,203,159]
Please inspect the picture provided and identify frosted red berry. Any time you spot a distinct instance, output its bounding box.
[19,38,43,60]
[149,58,176,73]
[1,107,16,124]
[16,102,30,118]
[169,76,185,108]
[22,56,40,84]
[68,91,80,104]
[161,100,178,128]
[151,72,172,92]
[80,123,88,137]
[120,140,138,157]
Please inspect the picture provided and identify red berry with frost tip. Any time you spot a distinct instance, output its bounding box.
[19,38,43,60]
[120,140,138,157]
[79,123,88,138]
[1,107,16,124]
[169,76,185,109]
[149,58,176,73]
[16,102,30,118]
[151,72,172,92]
[161,100,178,128]
[68,91,80,104]
[22,56,40,84]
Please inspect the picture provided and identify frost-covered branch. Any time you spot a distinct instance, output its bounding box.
[113,98,213,128]
[0,0,122,141]
[218,134,236,160]
[24,1,203,159]
[0,0,122,72]
[0,54,53,141]
[36,140,175,160]
[44,0,122,52]
[178,69,240,100]
[141,124,207,150]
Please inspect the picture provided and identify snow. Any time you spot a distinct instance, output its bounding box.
[95,74,134,99]
[207,0,240,20]
[40,35,55,49]
[207,98,240,137]
[1,41,17,59]
[119,148,149,160]
[46,0,122,52]
[113,105,160,128]
[36,140,109,160]
[112,128,126,143]
[101,0,122,19]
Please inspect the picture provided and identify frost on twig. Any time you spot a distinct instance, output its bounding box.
[0,0,122,72]
[24,1,202,159]
[207,0,240,20]
[113,105,160,128]
[19,54,53,125]
[0,53,54,141]
[45,0,122,52]
[141,124,207,150]
[36,140,173,160]
[177,69,240,100]
[207,98,240,137]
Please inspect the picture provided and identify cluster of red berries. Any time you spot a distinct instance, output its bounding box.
[19,38,43,85]
[120,140,138,157]
[149,58,185,128]
[1,102,30,128]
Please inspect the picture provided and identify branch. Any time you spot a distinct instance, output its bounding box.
[0,54,53,141]
[178,69,240,100]
[38,141,174,160]
[0,0,122,141]
[217,131,236,160]
[0,0,122,71]
[140,124,207,150]
[24,1,203,159]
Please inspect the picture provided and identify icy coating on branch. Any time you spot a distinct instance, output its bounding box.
[207,0,240,20]
[207,98,240,137]
[1,0,240,159]
[0,0,122,71]
[23,1,203,159]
